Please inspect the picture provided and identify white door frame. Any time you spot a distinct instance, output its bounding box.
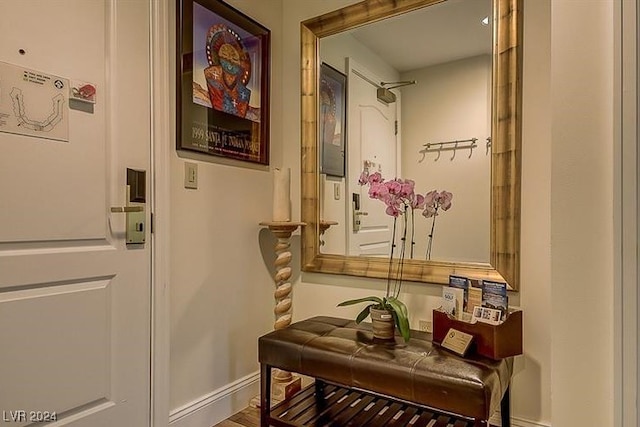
[615,0,638,426]
[150,0,172,425]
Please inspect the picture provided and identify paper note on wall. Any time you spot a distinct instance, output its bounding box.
[0,61,69,142]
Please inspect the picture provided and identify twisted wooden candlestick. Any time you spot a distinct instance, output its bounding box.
[260,221,305,382]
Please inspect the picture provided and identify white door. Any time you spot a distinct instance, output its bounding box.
[0,1,151,426]
[346,59,398,257]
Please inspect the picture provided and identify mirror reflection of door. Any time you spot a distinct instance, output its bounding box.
[346,60,398,257]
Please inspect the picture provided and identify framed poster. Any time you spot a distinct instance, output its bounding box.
[177,0,270,165]
[319,63,346,177]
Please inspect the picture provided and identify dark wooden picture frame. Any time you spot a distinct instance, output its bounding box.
[319,62,346,177]
[177,0,271,165]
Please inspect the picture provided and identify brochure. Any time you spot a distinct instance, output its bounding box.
[442,286,465,319]
[448,275,469,312]
[481,280,508,319]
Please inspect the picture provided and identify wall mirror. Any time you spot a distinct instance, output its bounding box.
[301,0,522,289]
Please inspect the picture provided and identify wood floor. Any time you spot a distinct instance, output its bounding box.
[212,406,492,427]
[212,406,260,427]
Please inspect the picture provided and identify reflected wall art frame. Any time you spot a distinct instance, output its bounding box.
[320,62,347,178]
[177,0,271,165]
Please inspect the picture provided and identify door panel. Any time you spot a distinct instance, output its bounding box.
[0,1,151,426]
[346,60,398,257]
[0,0,107,243]
[0,280,111,412]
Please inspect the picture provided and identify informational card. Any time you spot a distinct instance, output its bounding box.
[0,61,69,142]
[442,286,464,319]
[441,328,474,356]
[472,306,503,325]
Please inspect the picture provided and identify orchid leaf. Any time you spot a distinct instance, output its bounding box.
[386,297,408,318]
[385,297,411,342]
[337,296,384,307]
[355,304,375,324]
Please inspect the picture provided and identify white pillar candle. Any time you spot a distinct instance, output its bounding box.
[272,167,291,221]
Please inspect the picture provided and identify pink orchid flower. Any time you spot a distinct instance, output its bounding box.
[368,181,389,200]
[368,172,383,185]
[411,193,425,209]
[422,190,454,218]
[437,190,453,211]
[357,168,453,221]
[385,204,401,217]
[358,170,369,185]
[399,179,415,198]
[386,179,402,196]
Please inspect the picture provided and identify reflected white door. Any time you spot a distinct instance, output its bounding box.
[0,1,151,426]
[346,59,398,257]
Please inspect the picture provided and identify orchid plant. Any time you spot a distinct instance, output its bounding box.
[423,190,453,260]
[338,169,453,341]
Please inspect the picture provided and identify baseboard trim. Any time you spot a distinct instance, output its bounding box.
[511,417,551,427]
[169,371,260,427]
[489,412,551,427]
[168,373,550,427]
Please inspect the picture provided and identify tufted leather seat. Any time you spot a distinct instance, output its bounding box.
[259,316,513,425]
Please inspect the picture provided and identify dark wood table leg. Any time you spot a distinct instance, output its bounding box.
[500,385,511,427]
[314,378,326,410]
[260,363,272,427]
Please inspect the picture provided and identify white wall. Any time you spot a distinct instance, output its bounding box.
[402,55,491,262]
[550,0,614,425]
[168,0,284,423]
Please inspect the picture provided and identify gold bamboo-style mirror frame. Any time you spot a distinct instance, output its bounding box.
[301,0,522,289]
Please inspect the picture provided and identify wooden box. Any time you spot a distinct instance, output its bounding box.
[432,309,523,360]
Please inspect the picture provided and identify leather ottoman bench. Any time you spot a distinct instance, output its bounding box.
[258,316,514,427]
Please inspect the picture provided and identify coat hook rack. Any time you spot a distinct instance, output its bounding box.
[418,138,478,163]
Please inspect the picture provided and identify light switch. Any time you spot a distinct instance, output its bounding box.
[184,162,198,189]
[334,183,340,200]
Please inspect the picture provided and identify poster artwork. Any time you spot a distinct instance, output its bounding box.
[0,61,69,142]
[189,2,263,162]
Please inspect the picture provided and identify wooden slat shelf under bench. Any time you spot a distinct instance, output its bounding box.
[269,382,478,427]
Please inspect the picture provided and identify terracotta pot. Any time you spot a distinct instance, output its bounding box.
[369,307,395,340]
